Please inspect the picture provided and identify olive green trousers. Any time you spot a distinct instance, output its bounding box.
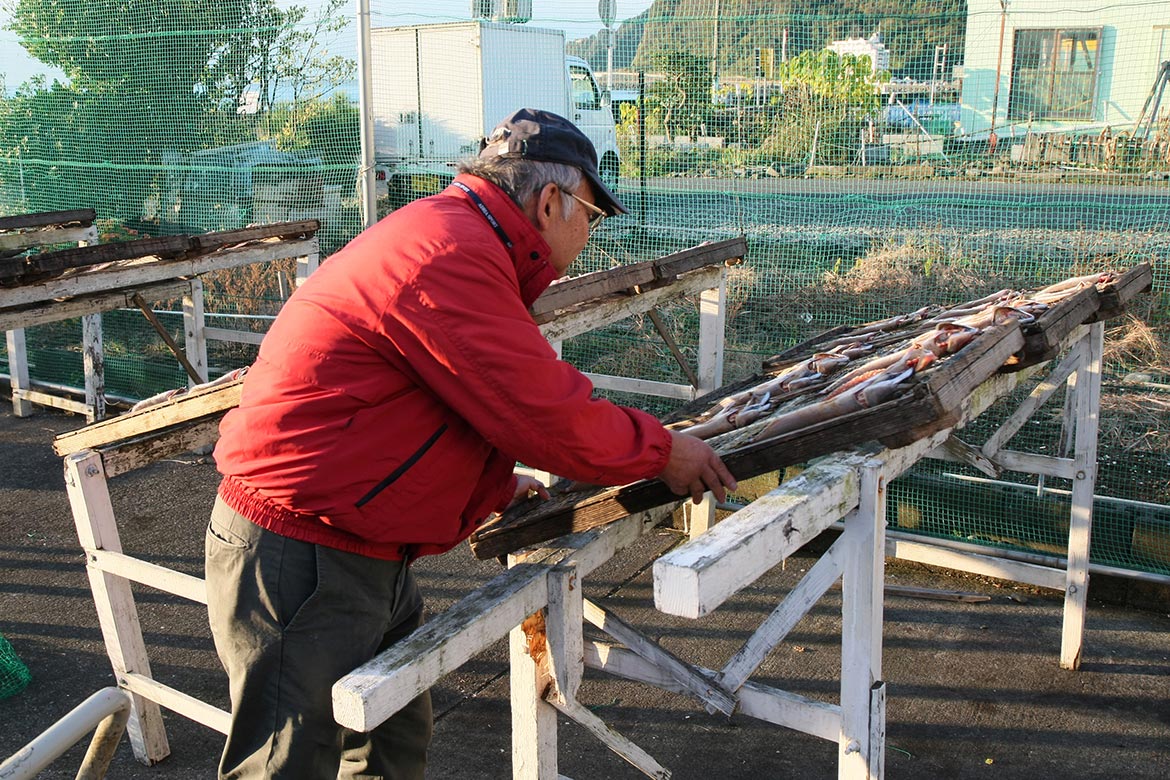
[205,497,432,779]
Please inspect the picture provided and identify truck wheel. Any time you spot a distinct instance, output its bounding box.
[599,153,620,186]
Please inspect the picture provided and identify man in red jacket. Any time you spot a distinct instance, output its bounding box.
[205,108,736,779]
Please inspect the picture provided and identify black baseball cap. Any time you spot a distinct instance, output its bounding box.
[479,108,627,216]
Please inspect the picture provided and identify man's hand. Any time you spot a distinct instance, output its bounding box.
[507,475,551,509]
[658,431,738,504]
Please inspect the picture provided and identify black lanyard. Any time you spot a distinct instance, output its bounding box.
[451,180,513,249]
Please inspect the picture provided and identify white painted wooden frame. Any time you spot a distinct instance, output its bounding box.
[649,334,1098,779]
[3,221,97,418]
[909,323,1103,670]
[2,238,319,420]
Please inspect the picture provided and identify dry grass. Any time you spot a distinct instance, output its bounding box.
[1104,314,1170,375]
[1099,392,1170,455]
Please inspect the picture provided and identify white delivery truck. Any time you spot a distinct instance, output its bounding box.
[370,20,620,207]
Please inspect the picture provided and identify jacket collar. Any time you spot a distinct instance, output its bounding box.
[445,174,558,307]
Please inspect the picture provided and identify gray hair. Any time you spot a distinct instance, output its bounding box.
[457,156,582,220]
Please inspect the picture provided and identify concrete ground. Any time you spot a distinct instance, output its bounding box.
[1,403,1168,779]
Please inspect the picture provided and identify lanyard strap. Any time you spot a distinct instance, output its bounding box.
[451,180,513,249]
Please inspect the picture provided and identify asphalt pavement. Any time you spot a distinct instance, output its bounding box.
[2,403,1169,779]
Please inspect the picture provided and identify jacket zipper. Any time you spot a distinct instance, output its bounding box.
[355,423,448,508]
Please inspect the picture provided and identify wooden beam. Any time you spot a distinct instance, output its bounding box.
[530,238,744,322]
[543,696,671,779]
[0,208,96,231]
[0,237,320,308]
[189,220,320,251]
[654,458,864,619]
[29,235,193,275]
[646,308,700,388]
[0,224,98,253]
[0,280,193,332]
[130,293,203,383]
[583,598,736,715]
[583,642,842,742]
[53,379,242,456]
[538,266,722,344]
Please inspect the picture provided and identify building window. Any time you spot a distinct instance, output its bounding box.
[1009,28,1102,121]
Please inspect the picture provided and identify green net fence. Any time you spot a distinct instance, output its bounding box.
[0,1,1167,576]
[0,631,32,699]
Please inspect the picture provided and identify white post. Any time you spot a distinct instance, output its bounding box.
[688,272,727,537]
[839,460,885,779]
[508,558,558,779]
[81,314,105,422]
[545,565,584,704]
[296,251,320,287]
[63,451,170,764]
[6,328,34,416]
[356,0,378,229]
[182,279,208,385]
[1061,322,1103,670]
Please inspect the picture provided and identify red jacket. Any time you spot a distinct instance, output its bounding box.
[215,174,672,559]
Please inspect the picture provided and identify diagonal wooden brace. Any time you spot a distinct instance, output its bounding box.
[543,694,672,779]
[582,598,737,716]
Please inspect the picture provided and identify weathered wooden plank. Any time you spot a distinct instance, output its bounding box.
[53,379,242,456]
[583,599,736,715]
[530,238,743,322]
[333,508,672,732]
[531,265,658,321]
[1089,262,1153,322]
[583,642,842,742]
[0,224,99,253]
[0,280,193,332]
[1,237,319,308]
[0,256,27,280]
[0,208,96,232]
[1016,286,1099,366]
[653,457,863,619]
[537,266,722,343]
[28,236,193,274]
[99,418,223,478]
[64,452,171,762]
[652,236,746,279]
[190,220,321,252]
[544,696,672,779]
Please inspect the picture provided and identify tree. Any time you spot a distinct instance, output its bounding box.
[761,49,887,166]
[647,50,714,140]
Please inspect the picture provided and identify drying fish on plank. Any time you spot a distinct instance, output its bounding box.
[671,266,1146,444]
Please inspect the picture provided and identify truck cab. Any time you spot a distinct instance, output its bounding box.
[566,55,620,183]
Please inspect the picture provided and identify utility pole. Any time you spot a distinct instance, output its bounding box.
[356,0,377,228]
[988,0,1010,154]
[711,0,721,89]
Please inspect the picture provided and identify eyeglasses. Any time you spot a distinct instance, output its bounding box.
[566,191,606,231]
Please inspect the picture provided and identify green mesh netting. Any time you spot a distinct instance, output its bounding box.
[0,632,32,699]
[1,1,1167,576]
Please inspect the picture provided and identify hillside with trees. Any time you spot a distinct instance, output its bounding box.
[568,0,966,81]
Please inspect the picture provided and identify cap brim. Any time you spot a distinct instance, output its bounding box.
[583,168,628,216]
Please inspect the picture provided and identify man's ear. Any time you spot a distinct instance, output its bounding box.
[532,182,561,231]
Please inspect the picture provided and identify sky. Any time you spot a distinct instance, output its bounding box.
[0,0,656,92]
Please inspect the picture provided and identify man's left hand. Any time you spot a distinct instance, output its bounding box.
[508,475,551,509]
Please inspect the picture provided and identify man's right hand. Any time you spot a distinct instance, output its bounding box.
[658,430,738,505]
